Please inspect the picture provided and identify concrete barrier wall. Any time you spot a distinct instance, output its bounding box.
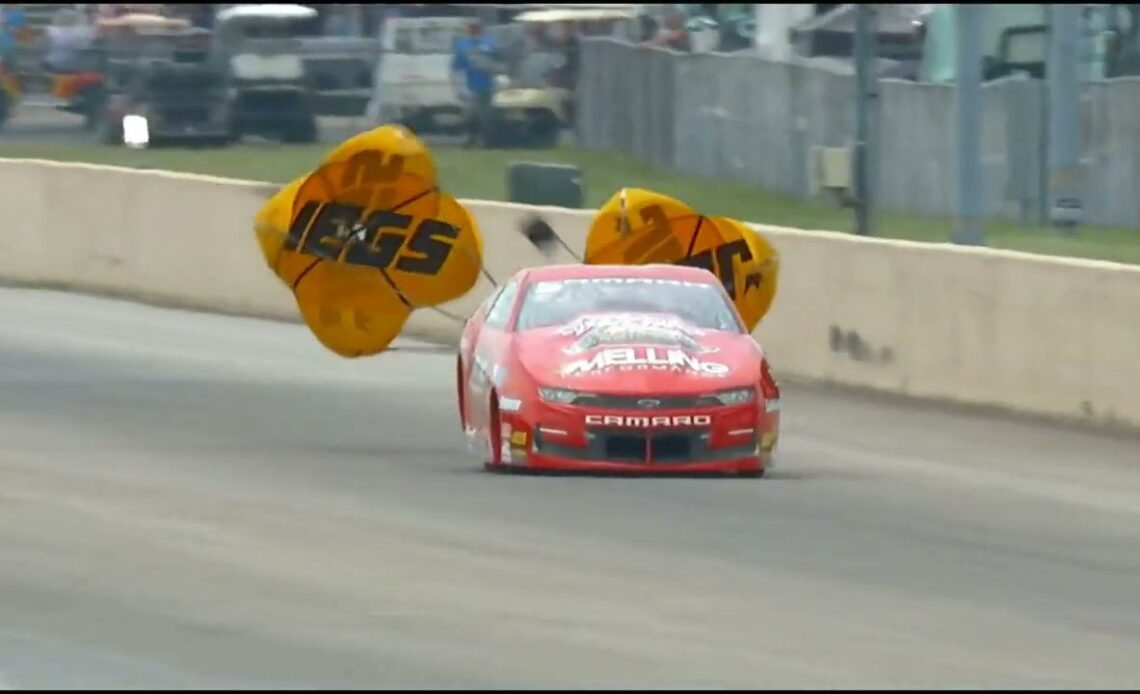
[2,158,1139,429]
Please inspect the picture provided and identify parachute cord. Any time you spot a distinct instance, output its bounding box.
[553,235,583,263]
[685,216,705,257]
[430,306,466,323]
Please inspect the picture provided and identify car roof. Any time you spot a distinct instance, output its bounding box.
[517,263,720,286]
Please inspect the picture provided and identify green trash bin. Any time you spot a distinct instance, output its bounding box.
[507,162,584,209]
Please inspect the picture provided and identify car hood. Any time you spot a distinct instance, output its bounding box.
[514,312,761,395]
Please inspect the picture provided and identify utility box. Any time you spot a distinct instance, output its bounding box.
[808,145,854,206]
[507,162,584,209]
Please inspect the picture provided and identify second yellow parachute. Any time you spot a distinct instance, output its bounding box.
[585,188,779,331]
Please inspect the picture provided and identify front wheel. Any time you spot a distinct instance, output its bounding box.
[75,83,108,131]
[482,392,506,472]
[281,118,318,144]
[97,114,123,146]
[456,355,467,433]
[528,111,561,149]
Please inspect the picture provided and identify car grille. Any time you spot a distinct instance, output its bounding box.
[536,427,757,465]
[569,394,719,409]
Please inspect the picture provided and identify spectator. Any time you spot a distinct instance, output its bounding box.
[377,4,401,40]
[2,4,24,31]
[0,20,9,65]
[43,8,93,73]
[646,10,691,52]
[557,21,579,84]
[95,4,122,22]
[636,13,658,43]
[451,19,501,148]
[325,5,361,38]
[188,4,213,31]
[1,5,22,55]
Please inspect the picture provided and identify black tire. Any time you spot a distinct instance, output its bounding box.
[482,112,507,149]
[80,85,107,132]
[97,115,123,146]
[282,118,318,144]
[483,393,504,471]
[0,92,9,133]
[529,111,561,149]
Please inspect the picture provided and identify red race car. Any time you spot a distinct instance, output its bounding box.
[457,263,781,476]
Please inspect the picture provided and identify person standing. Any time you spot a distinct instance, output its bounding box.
[0,4,24,59]
[451,18,500,148]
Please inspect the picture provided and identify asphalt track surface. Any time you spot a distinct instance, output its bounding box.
[4,288,1140,689]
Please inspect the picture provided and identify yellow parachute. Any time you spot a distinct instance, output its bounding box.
[254,125,483,357]
[584,188,779,332]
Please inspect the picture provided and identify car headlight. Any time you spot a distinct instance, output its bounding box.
[709,388,756,406]
[539,387,579,404]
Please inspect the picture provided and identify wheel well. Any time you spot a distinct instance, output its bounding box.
[486,388,502,465]
[488,388,500,427]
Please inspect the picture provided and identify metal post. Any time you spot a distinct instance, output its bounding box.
[1047,4,1083,233]
[853,5,878,236]
[953,4,985,245]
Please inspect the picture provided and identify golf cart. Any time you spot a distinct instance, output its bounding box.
[213,3,320,143]
[368,14,475,134]
[97,56,232,148]
[485,6,635,148]
[48,12,196,130]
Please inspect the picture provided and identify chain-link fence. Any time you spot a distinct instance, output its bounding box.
[576,37,1140,229]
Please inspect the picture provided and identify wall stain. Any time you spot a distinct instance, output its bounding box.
[829,325,894,365]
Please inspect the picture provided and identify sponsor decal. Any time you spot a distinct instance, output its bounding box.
[510,430,528,447]
[560,346,730,377]
[764,398,780,414]
[562,323,714,356]
[500,424,513,463]
[561,278,708,288]
[586,414,712,428]
[557,313,706,339]
[499,397,523,413]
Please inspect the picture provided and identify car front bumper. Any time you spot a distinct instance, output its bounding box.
[491,400,780,475]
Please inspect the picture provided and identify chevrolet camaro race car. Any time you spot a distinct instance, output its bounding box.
[457,263,781,476]
[251,126,782,476]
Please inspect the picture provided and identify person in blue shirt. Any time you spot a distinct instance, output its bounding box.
[2,5,24,33]
[0,5,22,62]
[451,19,501,148]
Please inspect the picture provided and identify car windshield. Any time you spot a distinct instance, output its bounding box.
[515,277,743,333]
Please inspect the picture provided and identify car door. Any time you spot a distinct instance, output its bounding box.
[464,278,521,437]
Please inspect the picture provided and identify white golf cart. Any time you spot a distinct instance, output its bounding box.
[213,4,320,143]
[366,13,475,134]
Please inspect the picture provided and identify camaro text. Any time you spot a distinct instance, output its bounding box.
[585,414,713,427]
